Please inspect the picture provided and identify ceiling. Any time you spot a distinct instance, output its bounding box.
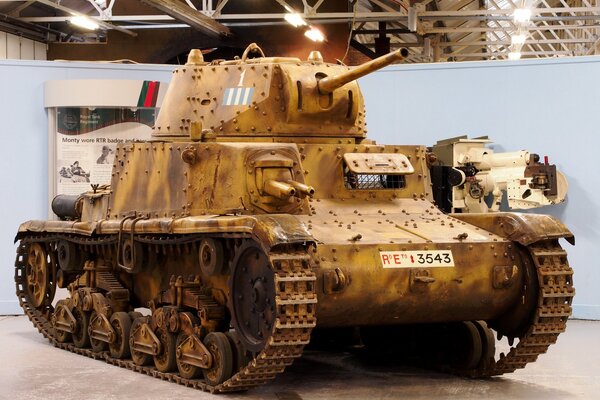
[0,0,598,64]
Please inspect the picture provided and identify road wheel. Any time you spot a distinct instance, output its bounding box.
[202,332,233,386]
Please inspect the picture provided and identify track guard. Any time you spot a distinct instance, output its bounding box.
[252,214,315,248]
[452,212,574,246]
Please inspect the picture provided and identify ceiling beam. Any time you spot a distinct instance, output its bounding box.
[445,50,572,57]
[350,38,377,59]
[0,10,83,42]
[442,38,597,46]
[21,12,410,22]
[34,0,137,37]
[425,25,600,33]
[8,1,35,17]
[140,0,231,37]
[421,7,600,16]
[353,28,413,34]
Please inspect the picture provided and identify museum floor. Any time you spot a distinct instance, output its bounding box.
[0,316,597,400]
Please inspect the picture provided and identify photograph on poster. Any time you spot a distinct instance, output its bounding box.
[96,145,114,164]
[57,161,90,182]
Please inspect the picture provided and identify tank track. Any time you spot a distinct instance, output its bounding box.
[462,239,575,377]
[14,234,317,393]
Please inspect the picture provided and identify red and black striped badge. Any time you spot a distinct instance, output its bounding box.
[137,81,160,107]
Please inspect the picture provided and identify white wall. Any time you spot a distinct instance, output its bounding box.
[0,33,47,60]
[361,56,600,320]
[0,32,6,59]
[0,60,175,314]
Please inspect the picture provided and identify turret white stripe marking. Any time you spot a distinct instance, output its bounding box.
[234,88,242,105]
[242,88,252,105]
[224,88,233,105]
[223,87,254,106]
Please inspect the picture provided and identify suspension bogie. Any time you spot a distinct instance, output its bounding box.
[37,234,268,387]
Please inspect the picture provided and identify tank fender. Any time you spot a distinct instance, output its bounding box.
[14,221,58,243]
[252,215,315,248]
[15,224,28,242]
[15,220,96,243]
[451,212,574,246]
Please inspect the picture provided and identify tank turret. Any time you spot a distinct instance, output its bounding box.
[153,44,408,141]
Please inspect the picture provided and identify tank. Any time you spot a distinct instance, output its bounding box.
[14,44,575,393]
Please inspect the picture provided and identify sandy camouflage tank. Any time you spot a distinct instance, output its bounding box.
[15,44,575,393]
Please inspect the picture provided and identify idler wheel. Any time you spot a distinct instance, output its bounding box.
[130,317,152,366]
[109,312,132,359]
[56,240,81,271]
[229,242,275,352]
[490,246,538,338]
[176,332,201,379]
[202,332,233,386]
[25,243,49,308]
[89,311,108,353]
[72,306,91,348]
[473,320,496,370]
[198,238,225,277]
[446,321,483,370]
[225,331,251,373]
[154,326,177,372]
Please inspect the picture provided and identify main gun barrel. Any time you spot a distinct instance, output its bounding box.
[318,48,409,94]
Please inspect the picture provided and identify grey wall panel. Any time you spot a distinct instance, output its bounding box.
[6,34,20,59]
[34,41,47,61]
[0,32,6,59]
[20,38,34,60]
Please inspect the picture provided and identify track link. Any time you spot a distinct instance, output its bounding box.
[15,236,316,393]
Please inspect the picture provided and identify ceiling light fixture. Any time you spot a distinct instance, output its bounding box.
[304,26,325,42]
[508,51,522,60]
[70,16,100,30]
[513,8,532,23]
[285,12,307,27]
[511,33,527,45]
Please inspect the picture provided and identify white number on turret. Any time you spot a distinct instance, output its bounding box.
[237,70,246,87]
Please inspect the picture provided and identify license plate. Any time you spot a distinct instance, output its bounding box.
[380,250,455,268]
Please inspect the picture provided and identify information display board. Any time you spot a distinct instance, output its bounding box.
[55,107,155,195]
[44,79,168,201]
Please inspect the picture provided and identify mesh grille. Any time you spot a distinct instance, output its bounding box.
[344,172,406,190]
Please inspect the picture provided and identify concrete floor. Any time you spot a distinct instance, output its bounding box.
[0,316,598,400]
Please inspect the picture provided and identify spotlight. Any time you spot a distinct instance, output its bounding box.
[511,33,527,45]
[285,13,307,27]
[304,27,325,42]
[508,51,522,60]
[70,16,99,30]
[513,8,532,23]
